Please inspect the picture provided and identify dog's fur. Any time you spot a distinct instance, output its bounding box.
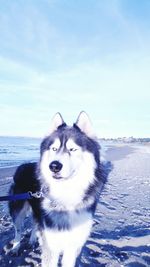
[9,112,105,267]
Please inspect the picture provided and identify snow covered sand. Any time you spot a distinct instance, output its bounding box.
[0,143,150,266]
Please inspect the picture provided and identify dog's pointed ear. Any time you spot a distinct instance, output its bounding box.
[75,111,94,138]
[49,112,64,134]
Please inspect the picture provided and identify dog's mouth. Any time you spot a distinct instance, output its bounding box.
[52,170,75,181]
[52,173,63,180]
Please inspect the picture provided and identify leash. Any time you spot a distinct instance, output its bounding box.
[0,191,43,202]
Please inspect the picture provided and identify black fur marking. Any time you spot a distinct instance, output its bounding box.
[57,123,67,130]
[9,163,42,223]
[42,210,70,230]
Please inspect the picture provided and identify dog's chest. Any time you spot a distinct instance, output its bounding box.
[49,177,87,208]
[42,214,93,253]
[41,180,82,209]
[41,196,92,231]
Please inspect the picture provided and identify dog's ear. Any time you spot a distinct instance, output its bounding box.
[49,112,64,134]
[75,111,94,138]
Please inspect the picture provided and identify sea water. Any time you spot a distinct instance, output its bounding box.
[0,136,41,168]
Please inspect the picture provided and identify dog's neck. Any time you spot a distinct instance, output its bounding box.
[40,184,95,212]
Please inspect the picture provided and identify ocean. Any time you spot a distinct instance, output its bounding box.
[0,136,41,168]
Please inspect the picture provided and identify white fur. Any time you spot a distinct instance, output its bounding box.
[41,144,96,208]
[50,138,61,151]
[40,212,93,267]
[42,138,84,180]
[48,113,64,135]
[76,111,95,138]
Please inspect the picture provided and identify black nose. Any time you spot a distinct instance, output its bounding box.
[49,161,63,173]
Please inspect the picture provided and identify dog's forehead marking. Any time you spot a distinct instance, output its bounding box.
[51,138,61,148]
[66,139,79,149]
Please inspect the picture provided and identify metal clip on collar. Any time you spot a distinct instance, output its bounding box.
[29,191,43,199]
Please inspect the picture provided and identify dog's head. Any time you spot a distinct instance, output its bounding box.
[40,112,100,184]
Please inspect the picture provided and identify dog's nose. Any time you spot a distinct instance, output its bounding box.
[49,161,63,173]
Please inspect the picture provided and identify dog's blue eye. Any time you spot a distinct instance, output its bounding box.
[52,147,58,151]
[69,148,77,152]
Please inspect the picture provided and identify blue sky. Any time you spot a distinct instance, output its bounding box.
[0,0,150,138]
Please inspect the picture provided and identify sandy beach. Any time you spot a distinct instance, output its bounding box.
[0,143,150,266]
[0,167,17,180]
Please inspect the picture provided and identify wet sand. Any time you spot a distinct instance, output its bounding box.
[0,143,150,266]
[105,144,136,162]
[0,166,17,180]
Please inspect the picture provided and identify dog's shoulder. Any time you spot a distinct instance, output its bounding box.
[13,162,39,191]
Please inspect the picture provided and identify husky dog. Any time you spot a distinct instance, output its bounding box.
[9,111,105,267]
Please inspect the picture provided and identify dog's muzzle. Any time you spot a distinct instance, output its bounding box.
[49,161,63,174]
